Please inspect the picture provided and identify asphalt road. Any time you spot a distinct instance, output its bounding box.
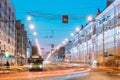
[72,71,120,80]
[0,68,90,80]
[0,63,120,80]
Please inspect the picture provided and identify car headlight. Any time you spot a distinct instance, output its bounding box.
[39,65,43,68]
[29,65,32,68]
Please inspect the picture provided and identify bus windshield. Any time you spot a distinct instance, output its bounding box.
[29,59,42,64]
[28,55,44,64]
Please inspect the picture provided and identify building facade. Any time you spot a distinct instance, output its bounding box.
[0,0,16,65]
[49,0,120,67]
[15,20,28,66]
[66,0,120,66]
[27,40,32,58]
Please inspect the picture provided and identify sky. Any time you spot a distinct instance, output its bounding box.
[11,0,106,56]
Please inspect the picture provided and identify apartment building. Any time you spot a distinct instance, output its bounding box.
[15,20,27,66]
[0,0,16,65]
[67,0,120,66]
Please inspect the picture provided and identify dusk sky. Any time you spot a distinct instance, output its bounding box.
[11,0,106,54]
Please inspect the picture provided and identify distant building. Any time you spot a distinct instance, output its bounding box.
[27,40,32,58]
[31,45,38,55]
[0,0,16,65]
[22,29,28,64]
[15,20,28,66]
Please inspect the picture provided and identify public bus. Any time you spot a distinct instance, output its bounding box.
[28,55,44,71]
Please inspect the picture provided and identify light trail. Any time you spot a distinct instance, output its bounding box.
[35,38,42,56]
[0,68,90,80]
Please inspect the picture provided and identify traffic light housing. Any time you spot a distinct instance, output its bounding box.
[62,15,68,23]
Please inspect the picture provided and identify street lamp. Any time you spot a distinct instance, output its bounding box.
[76,27,80,32]
[87,16,94,22]
[62,41,66,45]
[26,16,31,21]
[71,33,74,37]
[65,38,68,42]
[29,24,35,30]
[33,32,37,36]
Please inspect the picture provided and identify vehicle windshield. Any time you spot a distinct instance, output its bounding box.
[29,59,42,64]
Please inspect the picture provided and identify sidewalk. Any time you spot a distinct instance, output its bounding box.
[54,62,89,71]
[91,66,120,76]
[0,65,28,74]
[98,66,113,72]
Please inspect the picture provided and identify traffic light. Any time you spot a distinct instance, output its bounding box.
[62,15,68,23]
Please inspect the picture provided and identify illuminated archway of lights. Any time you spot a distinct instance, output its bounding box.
[35,38,42,56]
[46,44,61,61]
[46,52,51,61]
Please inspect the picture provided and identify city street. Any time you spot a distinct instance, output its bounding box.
[0,62,120,80]
[0,0,120,80]
[0,69,89,80]
[0,63,90,80]
[0,65,120,80]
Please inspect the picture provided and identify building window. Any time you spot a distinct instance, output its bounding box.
[17,33,20,36]
[0,2,1,8]
[8,38,10,43]
[0,13,1,19]
[5,0,7,6]
[4,45,6,49]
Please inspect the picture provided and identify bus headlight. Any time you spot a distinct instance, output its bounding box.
[39,65,43,68]
[29,65,32,68]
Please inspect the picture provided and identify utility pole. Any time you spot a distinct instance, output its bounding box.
[102,23,105,66]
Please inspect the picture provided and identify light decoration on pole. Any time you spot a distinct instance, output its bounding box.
[76,27,80,32]
[26,16,31,21]
[65,38,68,42]
[33,32,36,36]
[62,41,66,45]
[87,16,94,22]
[29,24,35,30]
[71,33,74,37]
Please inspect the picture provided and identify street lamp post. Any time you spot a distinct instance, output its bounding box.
[102,21,105,66]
